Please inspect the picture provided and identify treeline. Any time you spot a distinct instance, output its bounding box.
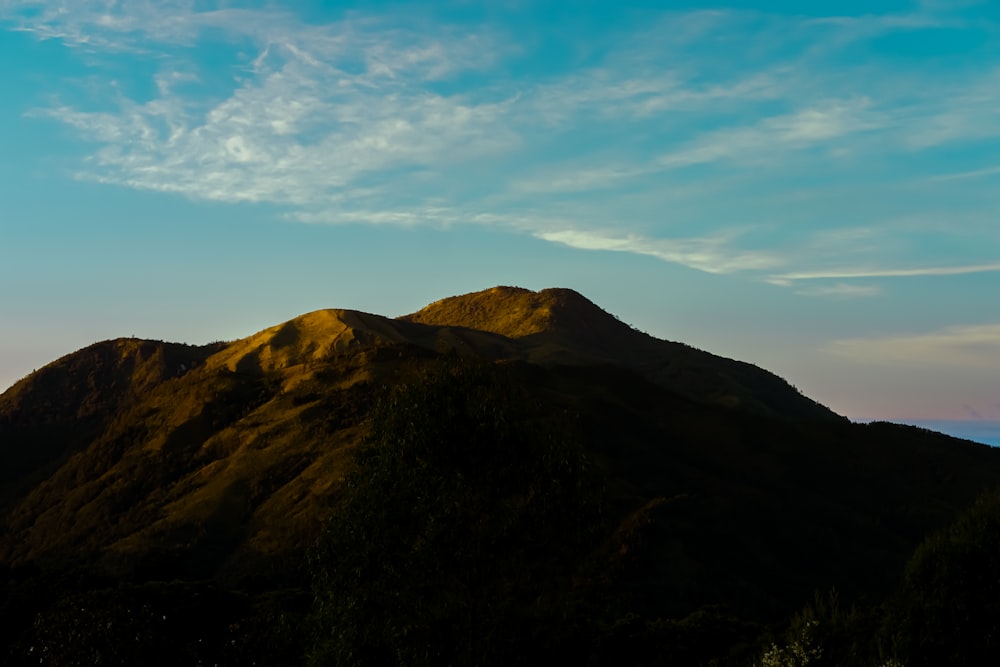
[307,360,1000,666]
[3,359,1000,665]
[759,485,1000,667]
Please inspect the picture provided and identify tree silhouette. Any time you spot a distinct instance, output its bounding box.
[308,360,605,666]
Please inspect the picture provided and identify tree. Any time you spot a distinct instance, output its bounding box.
[308,360,605,666]
[887,486,1000,666]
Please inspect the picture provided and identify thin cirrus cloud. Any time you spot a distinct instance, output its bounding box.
[769,262,1000,285]
[535,229,782,275]
[829,324,1000,370]
[3,1,1000,294]
[12,2,520,215]
[794,284,883,299]
[656,98,885,169]
[927,165,1000,182]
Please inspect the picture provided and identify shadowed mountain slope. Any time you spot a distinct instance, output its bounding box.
[401,286,837,421]
[402,285,618,339]
[0,305,521,578]
[0,338,222,498]
[206,307,521,380]
[2,286,1000,665]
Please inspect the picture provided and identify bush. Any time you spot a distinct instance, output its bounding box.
[886,487,1000,666]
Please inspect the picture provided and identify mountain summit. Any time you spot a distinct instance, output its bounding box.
[401,286,622,340]
[3,286,1000,664]
[404,286,836,421]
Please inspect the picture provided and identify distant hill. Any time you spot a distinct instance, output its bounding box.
[2,286,999,665]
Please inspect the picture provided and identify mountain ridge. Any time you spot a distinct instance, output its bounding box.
[401,286,837,421]
[3,286,1000,664]
[3,286,835,425]
[400,286,624,340]
[0,285,831,575]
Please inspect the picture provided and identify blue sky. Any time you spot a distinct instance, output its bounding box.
[2,1,999,438]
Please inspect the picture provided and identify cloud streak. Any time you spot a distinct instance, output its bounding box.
[3,1,1000,290]
[770,262,1000,285]
[830,324,1000,370]
[794,284,883,298]
[536,229,782,275]
[23,8,518,212]
[657,98,885,168]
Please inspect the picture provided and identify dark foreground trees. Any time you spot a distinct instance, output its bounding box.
[7,354,1000,665]
[757,486,1000,667]
[888,486,1000,666]
[308,361,606,666]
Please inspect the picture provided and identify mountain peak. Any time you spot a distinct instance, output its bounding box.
[399,286,626,340]
[402,286,838,421]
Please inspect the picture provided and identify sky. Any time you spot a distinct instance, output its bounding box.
[1,1,999,443]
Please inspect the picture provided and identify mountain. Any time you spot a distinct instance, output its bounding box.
[2,286,999,665]
[0,338,222,496]
[401,286,836,420]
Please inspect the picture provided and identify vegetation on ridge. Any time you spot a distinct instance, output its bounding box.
[309,361,606,666]
[1,287,1000,664]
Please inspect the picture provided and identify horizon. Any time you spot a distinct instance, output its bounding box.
[895,419,1000,449]
[3,1,999,425]
[3,288,998,448]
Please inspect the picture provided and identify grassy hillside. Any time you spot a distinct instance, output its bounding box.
[2,287,999,665]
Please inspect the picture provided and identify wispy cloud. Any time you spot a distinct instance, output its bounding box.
[3,1,1000,288]
[535,229,782,275]
[830,324,1000,370]
[17,6,517,210]
[511,164,651,194]
[657,98,884,168]
[2,2,290,50]
[770,262,1000,285]
[795,283,882,298]
[927,165,1000,182]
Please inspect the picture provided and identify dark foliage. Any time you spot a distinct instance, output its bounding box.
[756,486,1000,667]
[2,577,308,666]
[4,290,1000,665]
[886,486,1000,666]
[308,360,607,666]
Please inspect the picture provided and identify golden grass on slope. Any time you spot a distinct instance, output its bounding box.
[204,309,408,375]
[399,285,659,357]
[401,286,565,338]
[0,285,842,579]
[0,339,389,576]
